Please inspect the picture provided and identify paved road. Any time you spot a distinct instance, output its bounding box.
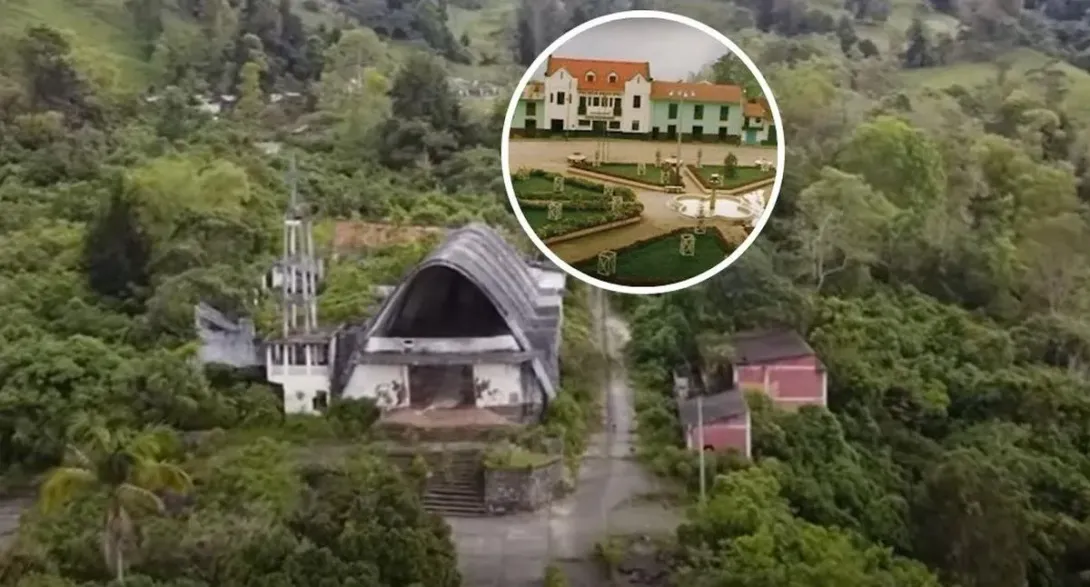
[449,290,678,586]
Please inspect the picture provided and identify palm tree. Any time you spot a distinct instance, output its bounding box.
[38,424,192,584]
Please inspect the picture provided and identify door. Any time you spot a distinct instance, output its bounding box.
[592,120,606,134]
[717,127,727,141]
[526,119,536,130]
[651,127,660,140]
[667,124,677,139]
[745,128,758,144]
[692,126,703,141]
[550,119,564,132]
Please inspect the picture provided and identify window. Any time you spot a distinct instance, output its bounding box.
[579,119,590,126]
[609,120,620,130]
[312,391,329,412]
[586,72,595,82]
[578,96,586,115]
[526,102,536,116]
[631,120,640,131]
[694,104,704,120]
[668,103,678,119]
[290,344,306,365]
[557,91,565,105]
[608,73,617,83]
[549,93,553,104]
[592,96,600,106]
[270,344,284,364]
[720,105,729,120]
[633,95,641,108]
[312,343,329,365]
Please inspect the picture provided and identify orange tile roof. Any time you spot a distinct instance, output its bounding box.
[744,101,766,117]
[546,56,650,93]
[522,81,544,99]
[650,80,744,104]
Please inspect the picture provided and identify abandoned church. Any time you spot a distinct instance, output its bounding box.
[194,165,567,423]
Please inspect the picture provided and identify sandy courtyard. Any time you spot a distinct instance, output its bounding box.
[507,138,777,173]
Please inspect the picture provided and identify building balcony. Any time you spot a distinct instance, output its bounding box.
[584,105,622,118]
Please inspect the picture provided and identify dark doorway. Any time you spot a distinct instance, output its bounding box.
[592,120,606,133]
[550,119,563,132]
[692,126,704,140]
[718,127,727,141]
[652,127,660,140]
[409,365,475,408]
[667,124,677,139]
[526,119,536,130]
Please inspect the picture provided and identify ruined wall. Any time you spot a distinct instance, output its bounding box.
[483,458,563,515]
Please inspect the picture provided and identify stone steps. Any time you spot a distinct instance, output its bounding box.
[385,449,488,517]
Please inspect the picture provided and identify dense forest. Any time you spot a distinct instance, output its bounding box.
[3,0,1090,585]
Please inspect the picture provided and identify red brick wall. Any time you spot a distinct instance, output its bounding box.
[687,416,749,457]
[736,355,826,407]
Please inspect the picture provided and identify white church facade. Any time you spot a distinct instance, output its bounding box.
[196,162,566,423]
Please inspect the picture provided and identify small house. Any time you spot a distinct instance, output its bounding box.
[676,328,826,457]
[730,329,826,408]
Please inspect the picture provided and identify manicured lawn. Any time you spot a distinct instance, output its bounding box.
[522,208,606,230]
[691,165,774,190]
[590,163,683,186]
[512,175,604,200]
[573,231,734,286]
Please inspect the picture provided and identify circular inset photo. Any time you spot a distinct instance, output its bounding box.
[501,10,785,295]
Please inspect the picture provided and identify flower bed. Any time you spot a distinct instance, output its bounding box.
[571,162,684,188]
[571,227,736,286]
[512,169,643,238]
[687,164,775,191]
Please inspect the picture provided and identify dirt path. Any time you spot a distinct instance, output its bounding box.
[0,495,32,552]
[448,289,679,586]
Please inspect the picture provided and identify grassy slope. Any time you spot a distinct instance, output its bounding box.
[0,0,175,90]
[0,0,517,98]
[902,48,1090,120]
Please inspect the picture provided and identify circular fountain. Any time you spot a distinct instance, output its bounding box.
[671,189,767,221]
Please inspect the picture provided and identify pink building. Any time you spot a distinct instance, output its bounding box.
[731,329,827,407]
[676,329,826,457]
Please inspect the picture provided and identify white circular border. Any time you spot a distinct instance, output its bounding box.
[501,10,786,295]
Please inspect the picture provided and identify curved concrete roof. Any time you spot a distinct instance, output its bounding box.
[346,224,560,398]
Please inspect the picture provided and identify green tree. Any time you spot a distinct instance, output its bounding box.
[789,167,895,290]
[83,180,153,305]
[235,60,265,122]
[39,425,192,584]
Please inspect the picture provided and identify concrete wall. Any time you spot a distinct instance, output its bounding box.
[512,99,545,129]
[621,75,652,133]
[474,363,523,407]
[650,101,743,137]
[343,364,410,408]
[483,458,563,515]
[543,69,579,130]
[735,355,827,407]
[686,411,750,457]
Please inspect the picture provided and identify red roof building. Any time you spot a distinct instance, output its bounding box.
[676,329,827,457]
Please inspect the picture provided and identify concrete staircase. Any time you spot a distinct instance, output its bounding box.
[387,448,487,517]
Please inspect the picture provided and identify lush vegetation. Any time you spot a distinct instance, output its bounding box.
[572,228,737,286]
[9,0,1090,584]
[614,0,1090,584]
[511,168,643,238]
